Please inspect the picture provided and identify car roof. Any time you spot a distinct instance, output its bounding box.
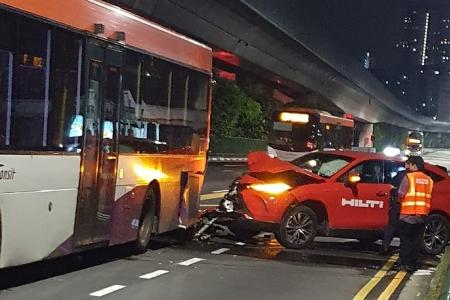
[316,150,401,161]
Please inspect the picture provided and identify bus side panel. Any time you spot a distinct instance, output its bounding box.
[184,156,207,225]
[110,154,205,244]
[0,155,80,268]
[109,184,147,246]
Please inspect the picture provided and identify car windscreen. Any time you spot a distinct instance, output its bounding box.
[291,153,353,178]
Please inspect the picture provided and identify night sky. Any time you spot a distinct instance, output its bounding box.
[244,0,407,67]
[315,0,406,67]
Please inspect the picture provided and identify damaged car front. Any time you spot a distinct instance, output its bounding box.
[212,152,325,240]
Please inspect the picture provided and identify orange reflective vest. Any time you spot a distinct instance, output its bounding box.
[400,172,433,216]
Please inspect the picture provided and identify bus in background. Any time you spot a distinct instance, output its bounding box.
[405,130,424,155]
[267,108,354,161]
[0,0,212,268]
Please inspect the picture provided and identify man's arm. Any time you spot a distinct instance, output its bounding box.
[397,175,409,199]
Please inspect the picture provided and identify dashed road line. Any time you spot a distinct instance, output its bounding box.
[235,242,245,246]
[178,258,205,266]
[200,192,226,201]
[90,285,126,297]
[212,189,229,193]
[139,270,170,279]
[211,248,230,255]
[223,164,246,167]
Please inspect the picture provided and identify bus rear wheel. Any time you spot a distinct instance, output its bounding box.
[133,188,156,253]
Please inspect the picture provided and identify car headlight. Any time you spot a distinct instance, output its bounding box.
[249,183,291,194]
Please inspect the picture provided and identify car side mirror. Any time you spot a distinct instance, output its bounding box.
[346,172,361,186]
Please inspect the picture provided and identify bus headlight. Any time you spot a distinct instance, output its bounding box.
[249,183,291,194]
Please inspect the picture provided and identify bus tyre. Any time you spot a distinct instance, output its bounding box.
[134,188,156,253]
[276,206,317,249]
[422,214,449,255]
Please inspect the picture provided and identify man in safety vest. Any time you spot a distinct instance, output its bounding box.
[397,156,433,272]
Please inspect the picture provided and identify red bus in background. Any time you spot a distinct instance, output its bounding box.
[0,0,212,268]
[405,131,424,156]
[267,107,354,161]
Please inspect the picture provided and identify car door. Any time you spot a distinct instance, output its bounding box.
[329,160,391,229]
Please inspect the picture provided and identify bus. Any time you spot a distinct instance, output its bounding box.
[0,0,212,268]
[405,130,424,155]
[267,108,354,161]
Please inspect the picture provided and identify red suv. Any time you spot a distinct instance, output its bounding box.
[222,151,450,255]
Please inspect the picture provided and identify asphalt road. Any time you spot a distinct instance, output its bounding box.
[0,161,441,300]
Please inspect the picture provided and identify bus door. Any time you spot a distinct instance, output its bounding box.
[74,39,122,247]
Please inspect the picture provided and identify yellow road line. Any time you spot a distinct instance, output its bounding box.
[353,255,398,300]
[377,271,407,300]
[200,192,226,201]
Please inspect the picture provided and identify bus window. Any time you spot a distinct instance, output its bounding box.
[48,30,84,152]
[11,17,48,150]
[0,49,12,148]
[267,108,354,160]
[0,12,83,152]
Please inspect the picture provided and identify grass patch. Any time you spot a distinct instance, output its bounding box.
[425,246,450,300]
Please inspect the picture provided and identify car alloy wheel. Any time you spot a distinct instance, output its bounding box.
[423,214,449,255]
[277,206,318,249]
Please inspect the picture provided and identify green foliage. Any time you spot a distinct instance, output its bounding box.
[212,79,266,139]
[209,136,267,155]
[424,131,450,148]
[373,123,409,150]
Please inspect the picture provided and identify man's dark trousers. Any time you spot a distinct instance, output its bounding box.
[398,220,424,267]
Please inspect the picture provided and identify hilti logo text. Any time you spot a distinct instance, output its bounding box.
[341,198,384,209]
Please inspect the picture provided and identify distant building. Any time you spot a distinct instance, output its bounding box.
[374,0,450,121]
[362,51,375,69]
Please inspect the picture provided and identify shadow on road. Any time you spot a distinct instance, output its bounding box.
[0,231,185,290]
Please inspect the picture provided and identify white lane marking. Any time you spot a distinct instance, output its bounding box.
[200,192,226,201]
[223,170,234,172]
[90,285,126,297]
[178,258,205,266]
[200,204,216,207]
[139,270,170,279]
[223,164,246,167]
[211,248,230,255]
[413,270,433,276]
[235,242,245,246]
[212,189,229,193]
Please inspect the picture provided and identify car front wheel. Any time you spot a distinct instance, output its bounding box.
[422,214,449,255]
[276,206,318,249]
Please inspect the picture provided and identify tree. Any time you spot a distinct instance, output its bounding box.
[211,79,266,139]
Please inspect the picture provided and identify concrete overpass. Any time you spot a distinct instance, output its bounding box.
[109,0,450,132]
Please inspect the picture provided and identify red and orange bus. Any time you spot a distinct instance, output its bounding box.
[267,108,354,161]
[0,0,212,268]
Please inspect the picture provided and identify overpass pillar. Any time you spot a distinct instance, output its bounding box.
[358,123,374,148]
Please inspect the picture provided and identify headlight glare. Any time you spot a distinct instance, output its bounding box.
[249,183,291,194]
